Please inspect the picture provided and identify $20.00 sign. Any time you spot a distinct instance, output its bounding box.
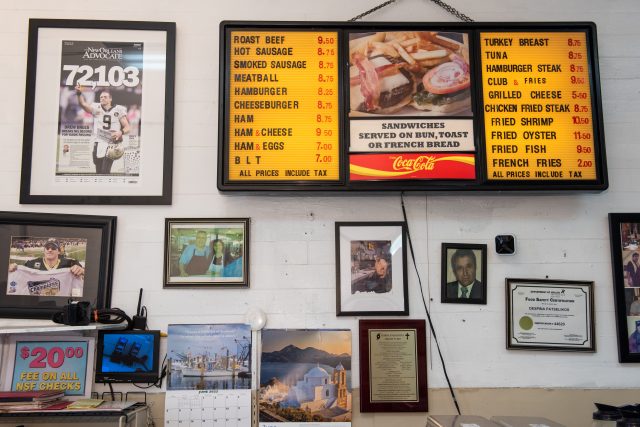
[3,335,95,398]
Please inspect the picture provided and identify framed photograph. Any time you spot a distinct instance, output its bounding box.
[0,211,116,319]
[164,218,249,288]
[608,213,640,362]
[20,19,176,205]
[335,222,408,316]
[2,335,95,399]
[506,278,595,352]
[441,243,487,304]
[359,319,427,412]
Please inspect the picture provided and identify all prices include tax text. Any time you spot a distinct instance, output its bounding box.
[481,32,596,181]
[227,31,340,181]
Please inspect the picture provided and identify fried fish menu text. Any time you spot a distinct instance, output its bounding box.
[227,31,340,181]
[481,32,596,181]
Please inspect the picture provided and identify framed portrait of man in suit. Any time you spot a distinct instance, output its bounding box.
[441,243,487,305]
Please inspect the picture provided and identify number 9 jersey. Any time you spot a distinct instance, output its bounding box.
[90,103,127,143]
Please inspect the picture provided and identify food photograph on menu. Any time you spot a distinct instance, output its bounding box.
[348,30,471,117]
[56,40,143,182]
[7,237,87,297]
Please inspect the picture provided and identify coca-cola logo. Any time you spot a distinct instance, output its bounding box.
[391,155,436,171]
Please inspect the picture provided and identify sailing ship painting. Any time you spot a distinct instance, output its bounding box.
[167,324,251,390]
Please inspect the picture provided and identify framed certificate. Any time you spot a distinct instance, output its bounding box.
[506,278,595,351]
[359,319,427,412]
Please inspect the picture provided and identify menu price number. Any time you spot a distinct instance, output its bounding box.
[567,38,582,47]
[317,48,335,56]
[568,51,583,60]
[576,145,592,154]
[318,74,334,83]
[572,91,588,100]
[317,87,334,96]
[316,114,332,123]
[317,36,335,45]
[315,154,333,163]
[21,345,85,369]
[318,61,334,69]
[570,64,584,72]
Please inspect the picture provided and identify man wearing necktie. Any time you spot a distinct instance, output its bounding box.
[445,248,483,300]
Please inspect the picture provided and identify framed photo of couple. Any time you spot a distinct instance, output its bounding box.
[164,218,250,288]
[20,19,176,205]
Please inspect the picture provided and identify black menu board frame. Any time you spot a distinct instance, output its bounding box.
[218,21,607,192]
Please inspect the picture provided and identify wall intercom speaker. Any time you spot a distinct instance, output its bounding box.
[495,235,516,255]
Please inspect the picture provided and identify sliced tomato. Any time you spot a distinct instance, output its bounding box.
[422,60,470,95]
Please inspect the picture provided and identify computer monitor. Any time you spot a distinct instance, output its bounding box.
[95,330,160,383]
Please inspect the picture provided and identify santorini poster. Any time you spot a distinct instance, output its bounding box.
[259,329,352,426]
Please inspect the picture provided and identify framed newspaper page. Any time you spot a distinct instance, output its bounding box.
[20,19,175,205]
[0,211,116,319]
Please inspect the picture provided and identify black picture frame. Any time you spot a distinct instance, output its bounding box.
[505,278,595,352]
[20,19,176,205]
[608,213,640,362]
[335,222,408,316]
[441,242,487,304]
[163,218,250,288]
[0,211,116,319]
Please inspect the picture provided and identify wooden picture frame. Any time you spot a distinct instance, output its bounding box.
[164,218,250,288]
[609,213,640,362]
[20,19,175,204]
[441,242,487,304]
[335,222,408,316]
[0,211,116,319]
[359,319,427,412]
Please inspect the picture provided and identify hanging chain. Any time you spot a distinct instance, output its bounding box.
[349,0,398,22]
[430,0,474,22]
[349,0,474,22]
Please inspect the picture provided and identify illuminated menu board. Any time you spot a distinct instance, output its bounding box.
[227,30,340,181]
[481,32,596,181]
[218,22,606,192]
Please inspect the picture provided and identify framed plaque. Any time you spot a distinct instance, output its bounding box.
[506,278,595,351]
[359,319,427,412]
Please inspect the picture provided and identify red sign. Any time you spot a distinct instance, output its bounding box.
[349,153,475,181]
